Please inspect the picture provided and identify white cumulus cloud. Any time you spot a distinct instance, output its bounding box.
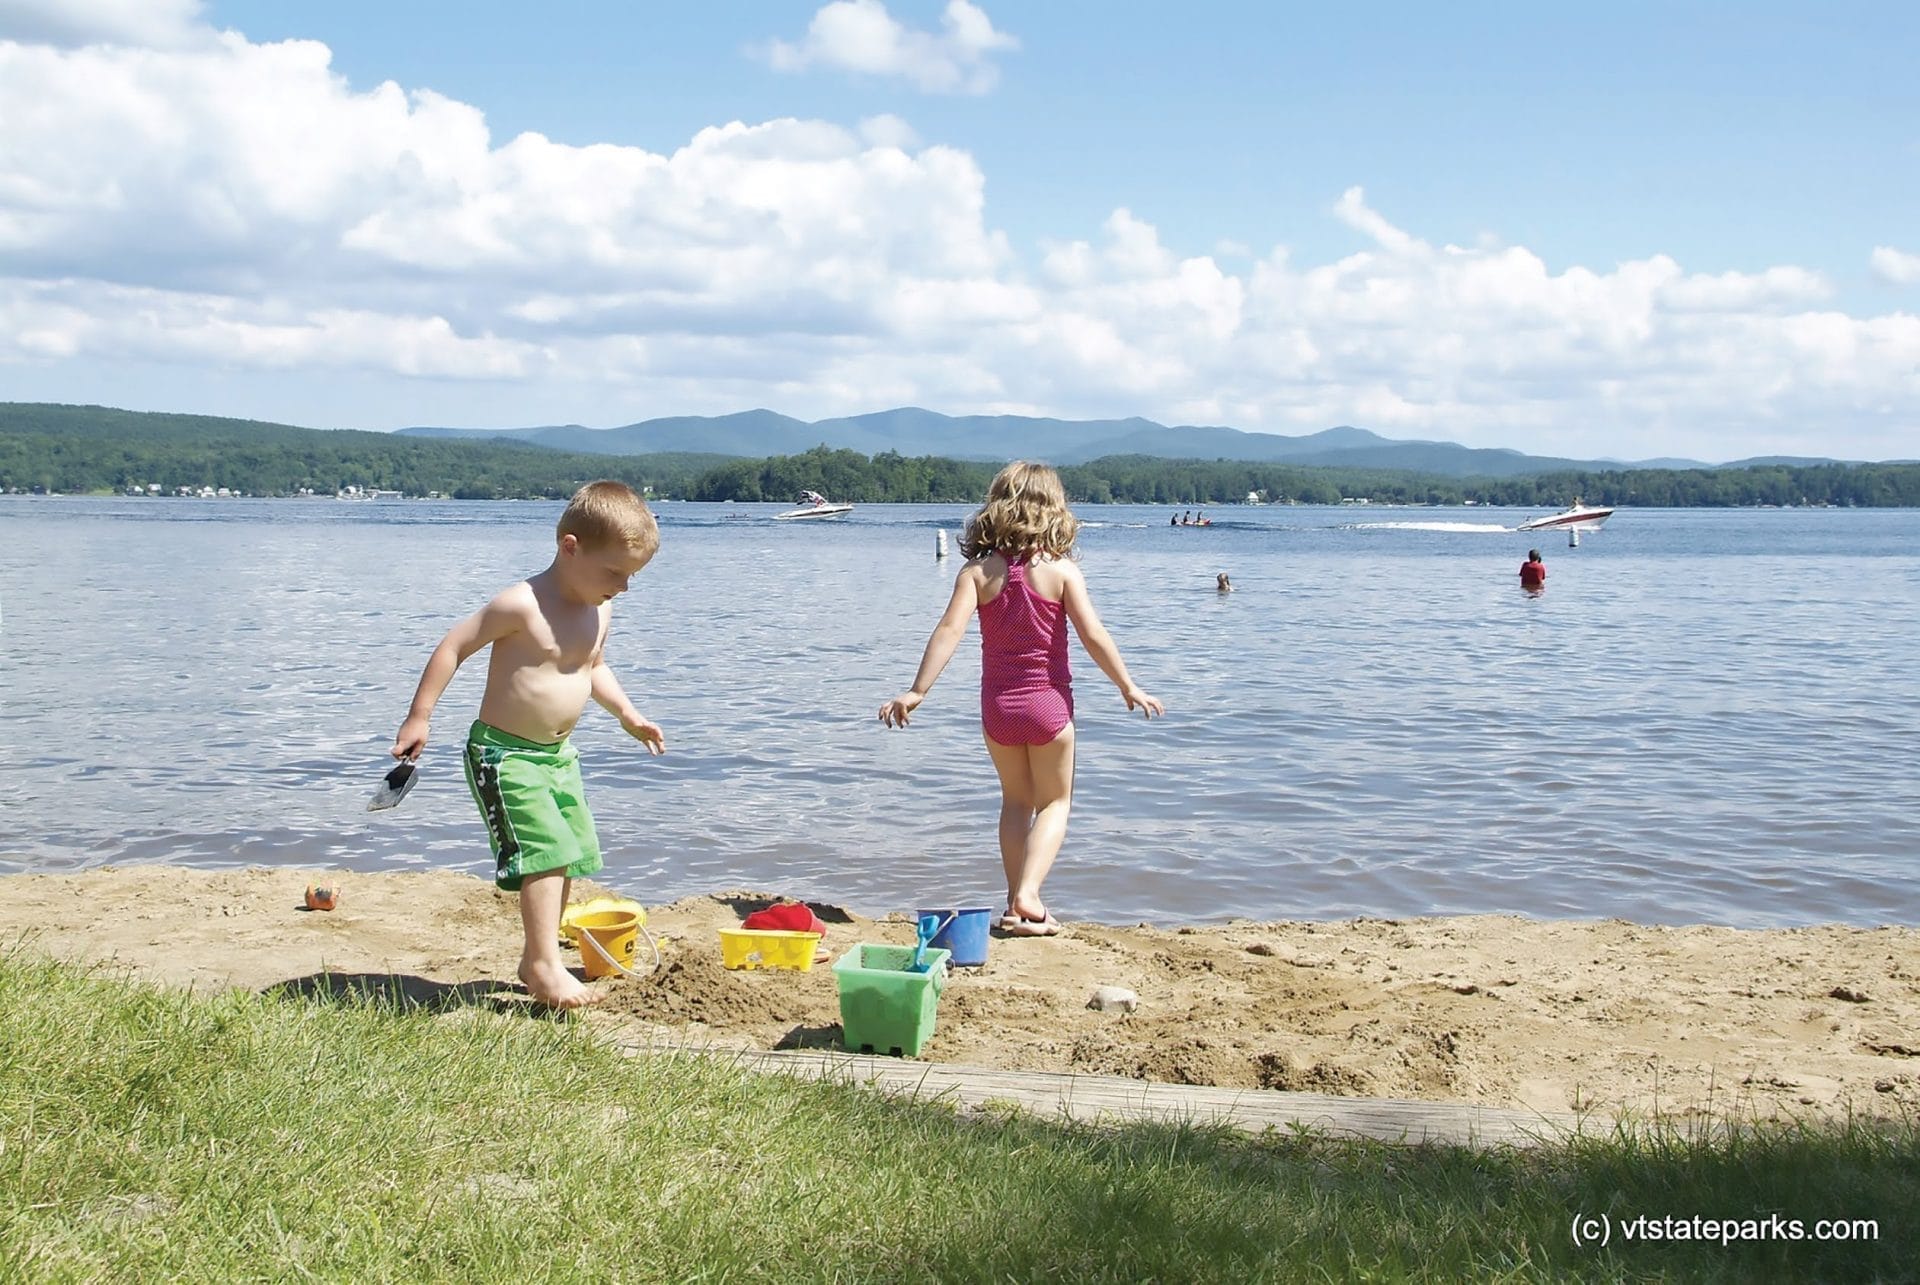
[1,14,1916,462]
[1871,245,1920,285]
[858,113,921,149]
[0,0,207,49]
[760,0,1018,95]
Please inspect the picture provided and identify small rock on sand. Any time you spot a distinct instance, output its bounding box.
[1088,985,1139,1013]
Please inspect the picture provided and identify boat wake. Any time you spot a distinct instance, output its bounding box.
[1347,521,1514,534]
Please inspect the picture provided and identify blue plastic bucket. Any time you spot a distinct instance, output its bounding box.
[917,906,994,967]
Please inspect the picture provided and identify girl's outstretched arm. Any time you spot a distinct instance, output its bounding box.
[879,565,982,727]
[1060,563,1165,718]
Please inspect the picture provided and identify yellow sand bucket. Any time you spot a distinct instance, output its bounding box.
[559,897,646,945]
[567,910,639,980]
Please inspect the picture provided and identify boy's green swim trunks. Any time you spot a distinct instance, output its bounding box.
[462,720,603,891]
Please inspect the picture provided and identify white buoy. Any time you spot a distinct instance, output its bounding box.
[1569,528,1581,548]
[936,529,949,558]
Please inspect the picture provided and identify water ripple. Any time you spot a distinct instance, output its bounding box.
[2,498,1917,929]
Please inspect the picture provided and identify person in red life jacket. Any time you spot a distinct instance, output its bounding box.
[1519,549,1547,590]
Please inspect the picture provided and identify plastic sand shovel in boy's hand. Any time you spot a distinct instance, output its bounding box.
[366,759,420,812]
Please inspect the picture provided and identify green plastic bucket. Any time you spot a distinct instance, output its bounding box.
[833,943,950,1057]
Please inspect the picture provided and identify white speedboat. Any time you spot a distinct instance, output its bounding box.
[1517,499,1614,532]
[772,490,854,521]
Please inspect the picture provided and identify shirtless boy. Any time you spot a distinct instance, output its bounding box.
[391,481,664,1008]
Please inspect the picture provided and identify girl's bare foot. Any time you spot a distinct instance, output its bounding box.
[1007,894,1047,923]
[518,957,601,1009]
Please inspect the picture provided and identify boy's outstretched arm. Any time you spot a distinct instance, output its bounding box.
[591,662,665,754]
[879,565,980,728]
[1060,565,1164,718]
[390,594,522,759]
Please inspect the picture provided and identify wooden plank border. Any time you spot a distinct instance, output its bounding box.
[698,1046,1583,1148]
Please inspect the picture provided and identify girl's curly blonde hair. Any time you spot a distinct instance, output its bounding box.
[961,461,1079,561]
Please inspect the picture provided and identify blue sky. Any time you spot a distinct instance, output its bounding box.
[1,0,1916,461]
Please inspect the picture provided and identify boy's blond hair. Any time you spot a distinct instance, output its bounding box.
[961,461,1079,561]
[557,480,659,557]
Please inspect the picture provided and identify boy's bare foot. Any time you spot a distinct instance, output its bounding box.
[517,957,602,1009]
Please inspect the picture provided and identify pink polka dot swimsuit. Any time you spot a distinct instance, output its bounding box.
[978,554,1074,745]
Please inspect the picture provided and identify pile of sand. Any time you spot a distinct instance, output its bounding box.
[4,866,1914,1122]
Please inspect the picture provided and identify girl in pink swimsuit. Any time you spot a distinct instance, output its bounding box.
[978,555,1075,745]
[879,462,1164,937]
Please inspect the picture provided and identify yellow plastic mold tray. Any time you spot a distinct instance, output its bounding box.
[718,927,824,971]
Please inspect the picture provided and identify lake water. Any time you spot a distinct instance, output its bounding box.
[2,497,1916,930]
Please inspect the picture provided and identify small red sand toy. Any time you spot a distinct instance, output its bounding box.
[304,884,340,911]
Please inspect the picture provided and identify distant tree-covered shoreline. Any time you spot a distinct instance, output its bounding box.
[4,402,1916,507]
[687,446,1920,509]
[0,403,725,500]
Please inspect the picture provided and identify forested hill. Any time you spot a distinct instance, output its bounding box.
[3,403,1916,507]
[0,404,728,499]
[396,406,1746,475]
[690,448,1920,508]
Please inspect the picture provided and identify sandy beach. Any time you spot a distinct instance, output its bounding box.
[5,866,1915,1124]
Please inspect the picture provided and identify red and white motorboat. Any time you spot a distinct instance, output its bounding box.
[1517,499,1614,533]
[773,490,854,521]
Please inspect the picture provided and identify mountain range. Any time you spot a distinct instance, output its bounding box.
[396,408,1839,477]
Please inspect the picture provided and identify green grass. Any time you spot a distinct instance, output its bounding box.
[2,952,1914,1283]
